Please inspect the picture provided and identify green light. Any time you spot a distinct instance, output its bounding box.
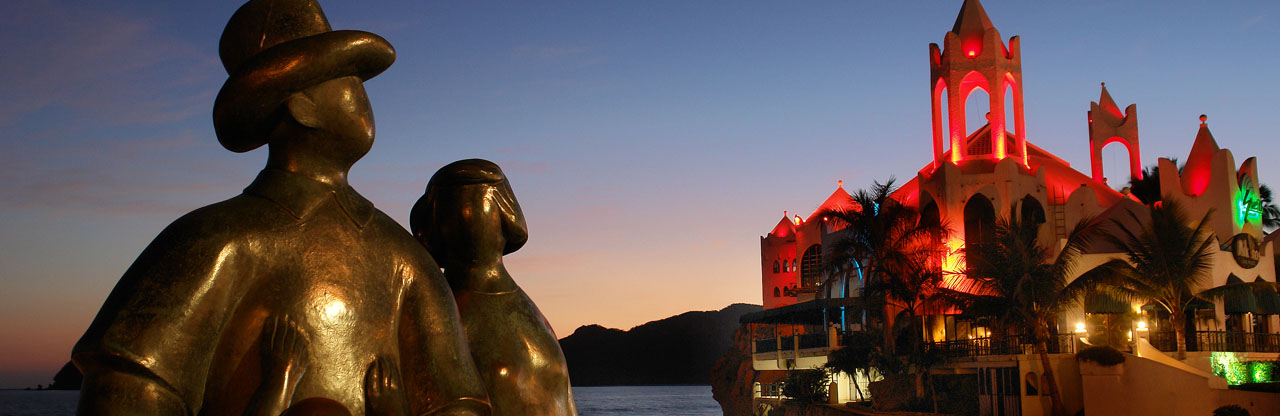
[1212,353,1278,385]
[1237,177,1263,225]
[1249,361,1271,384]
[1211,352,1248,385]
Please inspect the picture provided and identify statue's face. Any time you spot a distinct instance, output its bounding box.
[308,76,375,158]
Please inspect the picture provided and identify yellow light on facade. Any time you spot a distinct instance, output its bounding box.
[1136,321,1148,331]
[1074,322,1087,334]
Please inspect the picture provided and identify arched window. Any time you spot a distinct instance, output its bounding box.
[1020,195,1045,226]
[773,260,780,273]
[773,287,781,298]
[921,201,942,242]
[1024,372,1039,396]
[964,195,996,272]
[791,259,797,272]
[800,245,823,287]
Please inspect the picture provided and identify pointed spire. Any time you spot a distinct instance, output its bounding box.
[807,184,857,222]
[1097,82,1124,119]
[769,212,796,238]
[1181,114,1220,196]
[952,0,996,39]
[1190,114,1220,156]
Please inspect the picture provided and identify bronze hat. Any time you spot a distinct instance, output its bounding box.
[212,0,396,153]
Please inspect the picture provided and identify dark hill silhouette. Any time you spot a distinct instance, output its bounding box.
[558,303,762,386]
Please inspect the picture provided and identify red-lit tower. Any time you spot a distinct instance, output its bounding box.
[929,0,1026,166]
[1088,83,1141,185]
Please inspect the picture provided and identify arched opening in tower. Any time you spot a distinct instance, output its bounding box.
[965,87,991,155]
[1003,82,1016,156]
[934,79,952,162]
[1101,140,1134,190]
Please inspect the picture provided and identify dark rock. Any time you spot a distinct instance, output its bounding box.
[711,326,757,416]
[49,361,82,390]
[559,303,761,386]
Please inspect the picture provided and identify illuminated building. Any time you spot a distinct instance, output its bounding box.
[744,0,1280,414]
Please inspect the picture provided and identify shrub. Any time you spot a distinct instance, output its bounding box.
[781,368,829,403]
[1076,346,1124,366]
[1213,404,1250,416]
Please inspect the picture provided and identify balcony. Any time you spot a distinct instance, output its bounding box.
[926,333,1078,358]
[754,333,830,354]
[1148,331,1280,353]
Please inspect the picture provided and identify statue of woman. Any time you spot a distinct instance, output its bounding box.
[411,159,577,416]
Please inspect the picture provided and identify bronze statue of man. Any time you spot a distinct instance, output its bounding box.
[72,1,489,415]
[411,160,577,416]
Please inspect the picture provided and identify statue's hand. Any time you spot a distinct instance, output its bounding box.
[364,356,411,416]
[261,315,309,393]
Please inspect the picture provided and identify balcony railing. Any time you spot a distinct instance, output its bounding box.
[1149,331,1280,353]
[753,333,833,354]
[798,333,827,349]
[926,333,1078,358]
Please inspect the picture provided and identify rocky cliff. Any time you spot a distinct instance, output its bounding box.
[710,325,758,416]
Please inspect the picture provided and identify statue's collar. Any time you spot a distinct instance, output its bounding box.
[244,169,374,229]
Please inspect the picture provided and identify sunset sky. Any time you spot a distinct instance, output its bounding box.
[3,0,1280,387]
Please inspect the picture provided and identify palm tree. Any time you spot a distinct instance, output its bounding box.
[825,330,880,402]
[937,212,1101,416]
[1082,201,1218,360]
[816,178,950,356]
[1127,162,1165,205]
[1260,184,1280,232]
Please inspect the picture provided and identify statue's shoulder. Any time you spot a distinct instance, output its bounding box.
[159,193,299,242]
[368,208,418,243]
[363,207,444,276]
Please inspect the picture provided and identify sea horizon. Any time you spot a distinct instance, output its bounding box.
[0,385,721,416]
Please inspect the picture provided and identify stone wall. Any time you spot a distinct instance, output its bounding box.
[1080,353,1280,416]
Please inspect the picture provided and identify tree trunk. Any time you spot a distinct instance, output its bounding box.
[882,303,896,355]
[914,371,925,401]
[1172,307,1188,360]
[929,372,939,414]
[1035,324,1067,416]
[853,372,864,402]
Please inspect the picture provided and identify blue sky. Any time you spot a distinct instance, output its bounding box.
[2,0,1279,387]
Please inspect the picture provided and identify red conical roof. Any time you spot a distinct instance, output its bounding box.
[769,213,796,238]
[1097,82,1124,119]
[1181,115,1220,196]
[807,181,858,222]
[952,0,996,39]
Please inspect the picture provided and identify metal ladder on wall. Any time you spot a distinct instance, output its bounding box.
[1050,186,1067,239]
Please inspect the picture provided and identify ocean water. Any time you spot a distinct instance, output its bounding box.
[573,385,721,416]
[0,385,721,416]
[0,390,78,416]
